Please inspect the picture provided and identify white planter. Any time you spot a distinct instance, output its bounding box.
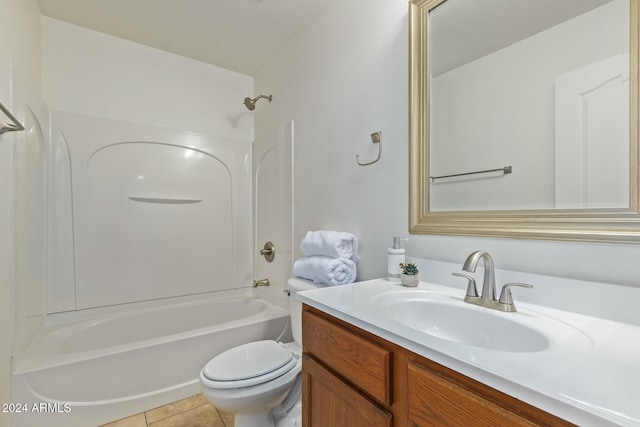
[401,274,419,287]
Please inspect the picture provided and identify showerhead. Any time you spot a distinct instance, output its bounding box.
[243,94,272,111]
[243,98,255,111]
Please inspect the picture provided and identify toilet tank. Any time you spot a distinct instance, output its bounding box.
[287,278,321,344]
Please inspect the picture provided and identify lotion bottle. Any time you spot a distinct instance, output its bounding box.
[387,236,405,283]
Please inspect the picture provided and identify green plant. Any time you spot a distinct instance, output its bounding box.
[399,262,418,275]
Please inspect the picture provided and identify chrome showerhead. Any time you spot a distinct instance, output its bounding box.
[243,94,272,111]
[243,97,256,111]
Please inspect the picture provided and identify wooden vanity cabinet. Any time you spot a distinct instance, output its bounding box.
[302,355,392,427]
[302,305,575,427]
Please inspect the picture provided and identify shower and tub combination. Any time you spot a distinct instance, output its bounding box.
[13,101,289,427]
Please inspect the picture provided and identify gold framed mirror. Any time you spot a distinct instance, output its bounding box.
[409,0,640,243]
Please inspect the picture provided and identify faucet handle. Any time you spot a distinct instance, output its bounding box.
[452,272,479,298]
[498,283,533,306]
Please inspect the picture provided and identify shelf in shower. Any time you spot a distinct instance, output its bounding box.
[128,196,202,204]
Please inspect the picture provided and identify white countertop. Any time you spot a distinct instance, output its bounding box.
[297,279,640,427]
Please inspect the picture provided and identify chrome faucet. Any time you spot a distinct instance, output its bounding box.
[452,250,532,312]
[462,250,496,302]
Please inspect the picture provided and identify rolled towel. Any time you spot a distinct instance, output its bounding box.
[293,256,357,286]
[300,230,359,263]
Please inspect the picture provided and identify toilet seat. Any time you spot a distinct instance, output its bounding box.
[202,340,297,389]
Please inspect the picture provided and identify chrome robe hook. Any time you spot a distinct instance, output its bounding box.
[356,131,382,166]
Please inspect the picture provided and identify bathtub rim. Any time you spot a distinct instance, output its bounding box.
[45,286,263,324]
[15,288,290,374]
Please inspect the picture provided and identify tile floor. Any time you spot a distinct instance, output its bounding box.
[98,394,234,427]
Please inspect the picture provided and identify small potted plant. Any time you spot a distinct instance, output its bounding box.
[399,262,419,287]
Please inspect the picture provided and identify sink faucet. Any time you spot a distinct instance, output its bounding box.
[453,250,532,312]
[462,250,496,302]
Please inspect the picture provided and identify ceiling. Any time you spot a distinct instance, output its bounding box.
[37,0,325,76]
[430,0,617,76]
[37,0,619,78]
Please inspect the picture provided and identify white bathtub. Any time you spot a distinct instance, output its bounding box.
[12,290,290,427]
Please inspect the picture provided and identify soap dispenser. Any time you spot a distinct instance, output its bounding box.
[387,237,405,283]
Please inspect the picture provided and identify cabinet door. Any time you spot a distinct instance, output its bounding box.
[302,355,392,427]
[408,362,539,427]
[303,310,392,405]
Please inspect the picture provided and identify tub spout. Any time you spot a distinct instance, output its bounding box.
[253,278,270,287]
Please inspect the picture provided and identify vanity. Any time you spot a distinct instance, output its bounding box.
[297,271,640,427]
[301,304,571,426]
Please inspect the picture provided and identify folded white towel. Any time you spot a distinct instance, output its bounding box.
[300,230,359,263]
[293,256,357,286]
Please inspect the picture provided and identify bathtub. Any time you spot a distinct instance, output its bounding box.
[12,290,290,427]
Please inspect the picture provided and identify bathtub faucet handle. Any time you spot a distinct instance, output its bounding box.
[253,278,270,288]
[260,241,275,262]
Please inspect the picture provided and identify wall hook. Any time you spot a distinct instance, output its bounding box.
[356,131,382,166]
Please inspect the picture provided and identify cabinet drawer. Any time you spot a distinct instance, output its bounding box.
[303,310,392,405]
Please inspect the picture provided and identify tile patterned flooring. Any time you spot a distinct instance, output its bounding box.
[98,394,234,427]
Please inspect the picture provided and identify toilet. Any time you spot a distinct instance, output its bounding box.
[199,278,319,427]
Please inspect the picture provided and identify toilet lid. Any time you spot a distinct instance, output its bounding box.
[202,340,296,388]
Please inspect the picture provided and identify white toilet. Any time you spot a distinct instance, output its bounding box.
[199,278,318,427]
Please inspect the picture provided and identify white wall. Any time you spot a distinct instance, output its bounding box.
[255,0,640,289]
[0,1,44,425]
[255,0,409,281]
[42,17,253,140]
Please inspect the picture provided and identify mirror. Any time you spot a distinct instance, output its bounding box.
[409,0,640,243]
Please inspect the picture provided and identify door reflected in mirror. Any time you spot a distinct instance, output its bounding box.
[428,0,629,212]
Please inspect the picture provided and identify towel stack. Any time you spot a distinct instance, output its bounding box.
[293,231,358,286]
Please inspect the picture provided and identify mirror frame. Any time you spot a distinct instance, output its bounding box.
[409,0,640,243]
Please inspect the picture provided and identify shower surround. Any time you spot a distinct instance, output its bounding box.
[46,111,254,311]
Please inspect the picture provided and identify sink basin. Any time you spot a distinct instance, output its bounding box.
[372,291,550,352]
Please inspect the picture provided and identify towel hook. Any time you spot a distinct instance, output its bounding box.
[356,131,382,166]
